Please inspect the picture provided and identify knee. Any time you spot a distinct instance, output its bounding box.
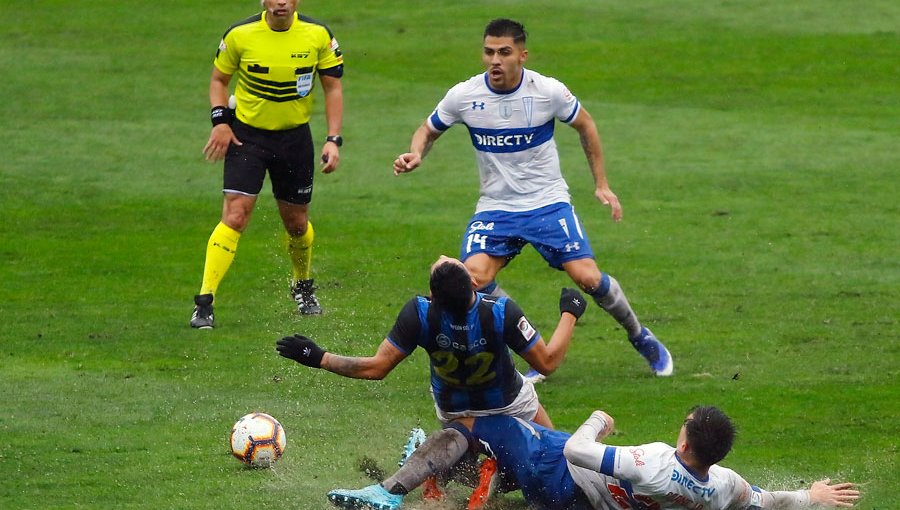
[465,266,492,289]
[222,210,249,232]
[572,269,602,293]
[284,219,309,237]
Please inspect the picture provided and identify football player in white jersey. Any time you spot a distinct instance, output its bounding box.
[393,18,673,377]
[327,406,859,510]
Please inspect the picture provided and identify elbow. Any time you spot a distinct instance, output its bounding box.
[364,369,389,381]
[562,438,575,461]
[562,436,580,464]
[532,357,561,376]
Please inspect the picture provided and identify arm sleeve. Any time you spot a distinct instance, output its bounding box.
[563,411,617,475]
[501,298,540,354]
[729,474,811,509]
[427,85,462,132]
[548,76,581,124]
[316,26,344,76]
[755,488,811,509]
[386,298,422,355]
[213,31,241,75]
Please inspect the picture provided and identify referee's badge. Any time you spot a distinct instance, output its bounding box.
[296,72,313,97]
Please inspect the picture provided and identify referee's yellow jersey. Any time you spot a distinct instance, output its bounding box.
[214,12,343,131]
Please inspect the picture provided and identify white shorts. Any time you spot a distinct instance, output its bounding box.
[433,378,540,425]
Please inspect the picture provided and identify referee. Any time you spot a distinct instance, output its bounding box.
[191,0,344,329]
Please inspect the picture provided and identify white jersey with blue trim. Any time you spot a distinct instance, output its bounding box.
[569,442,762,509]
[427,68,581,213]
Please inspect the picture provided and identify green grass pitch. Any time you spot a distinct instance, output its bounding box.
[0,1,897,508]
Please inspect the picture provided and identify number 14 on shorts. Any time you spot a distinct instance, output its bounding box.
[466,233,488,253]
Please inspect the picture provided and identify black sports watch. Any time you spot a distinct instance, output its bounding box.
[325,135,343,147]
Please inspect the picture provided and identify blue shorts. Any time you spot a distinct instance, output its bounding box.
[472,415,587,510]
[459,202,595,270]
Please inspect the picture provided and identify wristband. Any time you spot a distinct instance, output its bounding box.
[211,106,231,126]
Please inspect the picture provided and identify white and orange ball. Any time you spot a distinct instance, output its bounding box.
[229,413,286,467]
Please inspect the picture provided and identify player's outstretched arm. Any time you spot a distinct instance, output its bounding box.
[276,335,407,380]
[757,478,859,508]
[393,122,442,175]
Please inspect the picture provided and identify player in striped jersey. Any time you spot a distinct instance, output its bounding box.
[276,256,586,428]
[393,19,673,377]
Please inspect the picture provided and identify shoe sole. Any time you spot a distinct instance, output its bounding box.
[327,494,396,510]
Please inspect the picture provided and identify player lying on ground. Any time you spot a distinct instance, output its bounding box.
[328,406,859,510]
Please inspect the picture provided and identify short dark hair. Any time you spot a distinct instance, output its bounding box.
[484,18,527,45]
[430,261,474,317]
[684,406,735,466]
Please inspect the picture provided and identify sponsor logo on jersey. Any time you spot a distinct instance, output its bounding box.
[473,132,534,148]
[472,101,486,110]
[436,334,452,349]
[671,468,717,498]
[468,221,494,233]
[467,120,555,154]
[517,317,536,341]
[291,51,310,58]
[629,448,646,467]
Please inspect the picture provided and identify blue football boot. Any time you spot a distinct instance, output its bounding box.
[327,484,403,510]
[630,327,674,376]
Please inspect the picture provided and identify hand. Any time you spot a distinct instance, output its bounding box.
[276,334,326,368]
[203,124,241,162]
[393,152,421,175]
[594,186,623,222]
[808,478,859,507]
[320,144,339,173]
[559,288,587,319]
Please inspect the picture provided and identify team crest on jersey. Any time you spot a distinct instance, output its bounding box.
[499,99,515,119]
[517,317,536,341]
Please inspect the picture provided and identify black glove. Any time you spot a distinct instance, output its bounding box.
[559,288,587,319]
[276,334,326,368]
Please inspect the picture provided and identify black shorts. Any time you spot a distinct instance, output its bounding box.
[223,120,314,204]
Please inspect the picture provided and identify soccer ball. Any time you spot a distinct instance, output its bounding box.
[230,413,287,467]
